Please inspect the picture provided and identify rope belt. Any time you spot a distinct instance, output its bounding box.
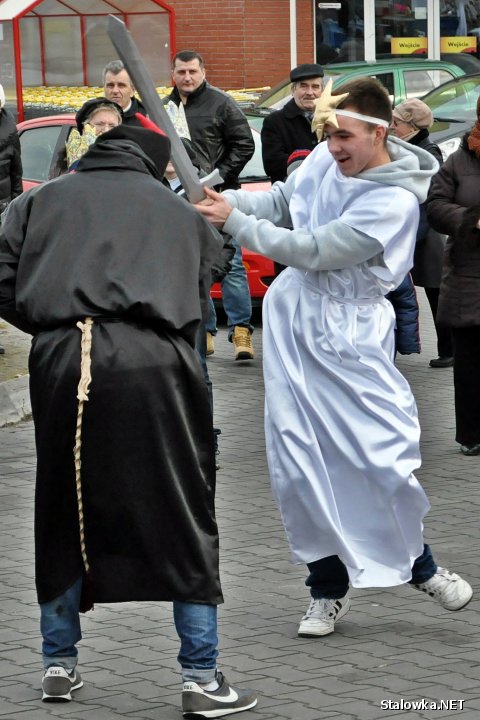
[74,317,93,574]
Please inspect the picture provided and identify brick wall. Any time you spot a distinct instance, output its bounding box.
[168,0,314,89]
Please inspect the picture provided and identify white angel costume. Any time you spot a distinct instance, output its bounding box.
[222,137,439,588]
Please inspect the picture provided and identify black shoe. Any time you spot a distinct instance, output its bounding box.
[0,345,4,355]
[182,671,257,718]
[429,356,454,368]
[214,427,221,471]
[460,444,480,456]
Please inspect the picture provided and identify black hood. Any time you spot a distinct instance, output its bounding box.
[93,124,171,179]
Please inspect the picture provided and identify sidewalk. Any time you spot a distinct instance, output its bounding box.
[0,321,31,427]
[1,295,479,719]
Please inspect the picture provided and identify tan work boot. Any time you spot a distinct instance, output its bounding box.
[232,326,254,360]
[206,332,215,356]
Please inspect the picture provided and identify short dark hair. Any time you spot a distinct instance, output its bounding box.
[103,60,128,83]
[102,60,136,95]
[172,51,205,69]
[333,77,392,128]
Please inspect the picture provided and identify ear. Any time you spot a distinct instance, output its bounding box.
[374,125,387,144]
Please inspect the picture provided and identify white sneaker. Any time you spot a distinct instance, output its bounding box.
[413,567,473,611]
[298,594,350,637]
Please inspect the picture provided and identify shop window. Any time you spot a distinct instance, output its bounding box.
[316,1,365,64]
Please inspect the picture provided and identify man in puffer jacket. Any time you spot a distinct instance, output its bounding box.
[0,83,23,354]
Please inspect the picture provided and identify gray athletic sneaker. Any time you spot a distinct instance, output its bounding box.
[42,666,83,702]
[182,671,257,718]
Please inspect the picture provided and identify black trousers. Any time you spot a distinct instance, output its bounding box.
[452,326,480,446]
[424,287,453,358]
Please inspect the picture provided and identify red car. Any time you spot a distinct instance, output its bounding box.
[17,114,275,305]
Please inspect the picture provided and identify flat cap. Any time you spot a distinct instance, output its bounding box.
[290,63,324,82]
[392,98,433,130]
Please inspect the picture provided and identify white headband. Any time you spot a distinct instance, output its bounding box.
[335,109,390,128]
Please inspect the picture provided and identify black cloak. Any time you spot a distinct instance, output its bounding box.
[0,138,224,607]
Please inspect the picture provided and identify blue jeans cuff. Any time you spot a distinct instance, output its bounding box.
[182,667,217,684]
[43,656,77,671]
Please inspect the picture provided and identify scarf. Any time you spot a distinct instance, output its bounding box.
[467,121,480,158]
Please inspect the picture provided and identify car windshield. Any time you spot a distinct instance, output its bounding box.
[423,75,480,121]
[240,127,268,181]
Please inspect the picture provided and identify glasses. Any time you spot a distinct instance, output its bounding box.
[91,122,119,130]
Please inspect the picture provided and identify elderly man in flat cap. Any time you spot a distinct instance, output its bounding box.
[261,63,324,184]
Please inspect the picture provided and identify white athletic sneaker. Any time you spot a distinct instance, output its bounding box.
[298,594,350,637]
[412,567,473,610]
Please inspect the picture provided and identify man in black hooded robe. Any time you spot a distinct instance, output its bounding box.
[0,124,257,717]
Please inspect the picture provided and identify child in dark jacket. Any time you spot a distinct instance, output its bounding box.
[387,273,421,356]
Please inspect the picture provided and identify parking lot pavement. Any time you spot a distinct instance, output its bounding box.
[0,322,31,427]
[1,293,479,720]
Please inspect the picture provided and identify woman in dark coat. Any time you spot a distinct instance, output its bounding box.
[0,83,23,355]
[0,84,22,211]
[426,96,480,455]
[392,98,453,368]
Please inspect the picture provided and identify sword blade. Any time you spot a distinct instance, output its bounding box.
[107,15,222,202]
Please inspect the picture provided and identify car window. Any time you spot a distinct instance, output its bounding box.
[424,76,480,121]
[404,69,456,99]
[19,126,64,182]
[258,83,292,110]
[369,72,395,103]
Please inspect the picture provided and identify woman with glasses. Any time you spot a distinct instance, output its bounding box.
[66,98,123,170]
[391,98,453,369]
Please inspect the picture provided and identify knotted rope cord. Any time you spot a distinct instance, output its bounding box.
[74,317,93,574]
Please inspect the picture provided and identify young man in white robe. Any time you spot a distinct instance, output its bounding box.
[194,77,473,637]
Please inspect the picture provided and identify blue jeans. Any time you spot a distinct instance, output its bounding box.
[195,321,213,414]
[195,323,221,453]
[305,544,437,599]
[40,577,219,683]
[206,238,253,339]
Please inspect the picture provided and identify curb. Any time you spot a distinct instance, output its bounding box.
[0,375,31,427]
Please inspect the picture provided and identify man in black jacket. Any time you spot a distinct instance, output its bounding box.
[261,63,324,184]
[167,50,256,361]
[102,60,146,126]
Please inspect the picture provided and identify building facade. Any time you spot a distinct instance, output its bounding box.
[169,1,480,89]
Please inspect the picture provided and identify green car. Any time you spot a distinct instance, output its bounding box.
[247,58,467,130]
